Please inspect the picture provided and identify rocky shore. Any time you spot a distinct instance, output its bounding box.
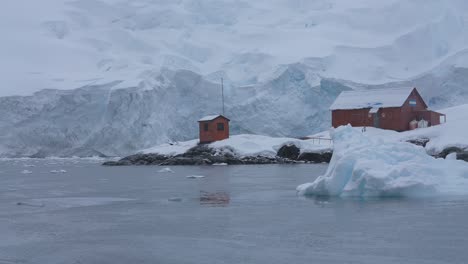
[103,144,333,166]
[103,136,468,166]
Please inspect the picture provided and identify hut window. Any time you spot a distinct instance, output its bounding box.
[204,123,209,131]
[217,123,225,131]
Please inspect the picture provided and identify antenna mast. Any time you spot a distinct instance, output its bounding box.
[221,78,225,115]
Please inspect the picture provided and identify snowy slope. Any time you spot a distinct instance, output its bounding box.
[2,0,468,96]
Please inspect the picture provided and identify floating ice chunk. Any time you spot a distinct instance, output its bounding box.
[21,170,33,174]
[186,175,206,179]
[168,197,182,202]
[50,169,67,174]
[213,163,228,166]
[158,167,174,173]
[297,125,468,197]
[23,164,36,167]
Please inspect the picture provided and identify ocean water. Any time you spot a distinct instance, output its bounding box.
[1,159,468,264]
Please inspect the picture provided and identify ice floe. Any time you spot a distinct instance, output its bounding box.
[158,167,174,173]
[298,125,468,197]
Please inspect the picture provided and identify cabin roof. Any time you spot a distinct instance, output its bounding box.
[198,114,230,122]
[330,87,416,110]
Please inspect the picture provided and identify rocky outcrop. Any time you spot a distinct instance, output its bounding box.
[436,146,468,162]
[406,138,468,163]
[298,152,333,163]
[277,144,300,160]
[406,138,430,147]
[103,143,332,166]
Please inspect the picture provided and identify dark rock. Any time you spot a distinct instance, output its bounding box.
[277,144,300,160]
[407,138,430,147]
[298,152,332,163]
[102,153,169,166]
[457,152,468,162]
[437,147,465,159]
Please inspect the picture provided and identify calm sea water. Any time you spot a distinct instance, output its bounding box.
[1,159,468,264]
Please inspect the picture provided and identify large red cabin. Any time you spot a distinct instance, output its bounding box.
[330,87,446,131]
[198,115,230,144]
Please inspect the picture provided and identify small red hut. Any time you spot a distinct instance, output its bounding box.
[330,87,446,131]
[198,115,230,144]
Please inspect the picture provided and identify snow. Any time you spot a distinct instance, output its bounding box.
[142,140,199,156]
[2,1,468,96]
[142,134,332,158]
[330,87,414,110]
[297,125,468,197]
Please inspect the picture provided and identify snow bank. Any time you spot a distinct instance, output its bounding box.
[404,104,468,154]
[298,126,468,197]
[142,134,332,158]
[142,140,199,156]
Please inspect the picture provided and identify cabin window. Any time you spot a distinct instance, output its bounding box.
[204,123,209,131]
[217,123,225,131]
[409,99,417,106]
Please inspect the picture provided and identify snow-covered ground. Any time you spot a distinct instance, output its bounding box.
[298,125,468,197]
[142,134,332,158]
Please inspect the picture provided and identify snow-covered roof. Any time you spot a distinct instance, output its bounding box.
[330,87,415,110]
[198,115,229,122]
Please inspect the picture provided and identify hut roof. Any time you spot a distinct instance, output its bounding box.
[330,87,416,110]
[198,114,230,122]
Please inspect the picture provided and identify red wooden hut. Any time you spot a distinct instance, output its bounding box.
[330,87,446,131]
[198,115,230,143]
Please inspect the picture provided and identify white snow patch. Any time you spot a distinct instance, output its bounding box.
[297,125,468,197]
[212,163,228,166]
[142,140,198,156]
[446,153,457,160]
[21,170,33,174]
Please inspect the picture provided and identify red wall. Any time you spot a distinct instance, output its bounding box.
[199,117,230,143]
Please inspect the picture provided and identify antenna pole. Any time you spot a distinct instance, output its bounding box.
[221,78,225,115]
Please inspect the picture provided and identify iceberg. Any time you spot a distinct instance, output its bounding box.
[297,125,468,197]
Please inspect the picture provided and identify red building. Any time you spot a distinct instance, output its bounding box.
[198,115,230,143]
[330,87,446,131]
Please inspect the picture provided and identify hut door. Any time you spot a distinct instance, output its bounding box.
[373,113,380,128]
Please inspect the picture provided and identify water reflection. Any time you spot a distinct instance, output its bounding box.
[199,191,230,207]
